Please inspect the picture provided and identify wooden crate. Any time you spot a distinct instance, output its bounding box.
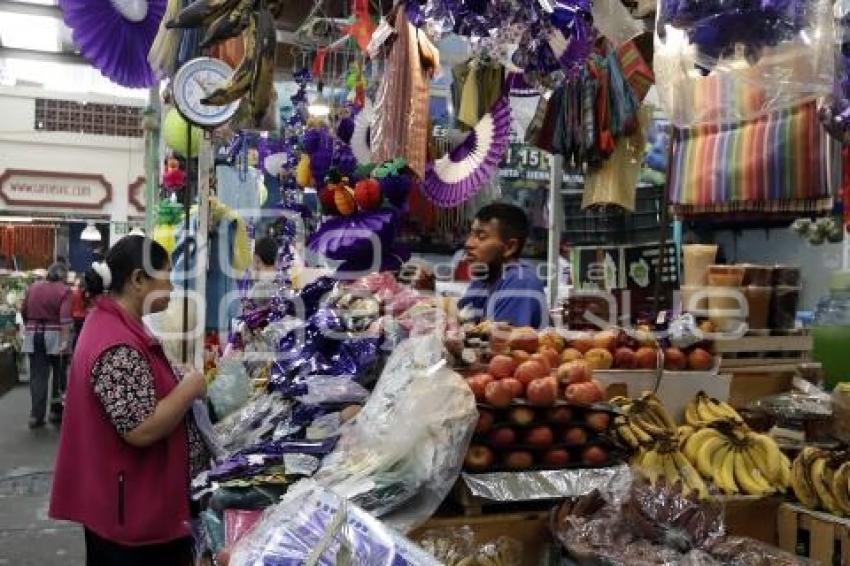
[410,511,552,566]
[728,371,794,408]
[777,502,850,564]
[715,330,812,374]
[722,495,783,546]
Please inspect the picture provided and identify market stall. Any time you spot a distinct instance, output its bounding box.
[49,0,850,559]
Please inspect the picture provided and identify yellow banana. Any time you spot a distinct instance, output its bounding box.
[628,420,654,445]
[617,424,640,449]
[683,427,724,462]
[630,412,670,437]
[791,449,821,509]
[714,445,739,495]
[811,456,842,516]
[696,393,722,423]
[746,433,782,485]
[694,434,727,479]
[643,394,678,430]
[201,12,257,105]
[711,399,744,424]
[831,462,850,515]
[639,448,664,485]
[673,450,710,500]
[733,448,773,496]
[741,448,776,494]
[662,452,681,488]
[685,400,705,428]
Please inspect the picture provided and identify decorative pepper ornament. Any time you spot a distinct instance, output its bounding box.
[295,153,313,187]
[318,186,339,214]
[333,183,358,216]
[353,177,382,210]
[162,157,187,191]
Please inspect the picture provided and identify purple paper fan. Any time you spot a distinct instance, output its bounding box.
[421,97,512,208]
[60,0,166,88]
[307,209,398,263]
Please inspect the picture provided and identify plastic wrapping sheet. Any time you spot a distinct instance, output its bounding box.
[228,487,441,566]
[707,536,810,565]
[208,358,252,419]
[746,391,832,420]
[213,392,292,459]
[653,0,834,127]
[461,464,632,502]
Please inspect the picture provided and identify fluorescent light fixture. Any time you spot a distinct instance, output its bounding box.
[307,81,330,117]
[80,222,102,241]
[0,215,34,223]
[129,226,145,236]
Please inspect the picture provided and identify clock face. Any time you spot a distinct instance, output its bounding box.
[172,57,240,128]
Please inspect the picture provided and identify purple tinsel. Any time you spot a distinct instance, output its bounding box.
[332,142,358,177]
[379,175,411,208]
[336,117,355,143]
[302,128,324,154]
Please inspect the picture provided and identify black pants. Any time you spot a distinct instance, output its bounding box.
[28,331,65,422]
[84,528,193,566]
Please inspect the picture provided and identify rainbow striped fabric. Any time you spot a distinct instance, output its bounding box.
[668,101,832,217]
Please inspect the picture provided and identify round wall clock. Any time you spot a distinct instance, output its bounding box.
[172,57,240,128]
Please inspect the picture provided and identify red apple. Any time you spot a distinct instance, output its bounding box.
[585,411,611,432]
[565,381,604,405]
[546,406,574,425]
[557,360,592,385]
[525,425,555,449]
[512,350,531,366]
[526,376,558,407]
[664,347,688,371]
[613,347,638,369]
[592,330,619,353]
[688,348,713,371]
[466,373,494,401]
[564,427,588,445]
[484,380,514,407]
[581,445,608,466]
[538,347,561,370]
[560,348,584,364]
[509,406,536,427]
[635,347,658,369]
[570,334,595,354]
[502,377,525,398]
[489,427,517,449]
[531,352,553,373]
[475,410,495,434]
[488,355,517,379]
[585,348,614,370]
[542,448,570,468]
[514,360,548,386]
[504,450,534,470]
[465,445,495,472]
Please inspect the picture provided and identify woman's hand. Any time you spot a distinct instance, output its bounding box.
[179,367,208,400]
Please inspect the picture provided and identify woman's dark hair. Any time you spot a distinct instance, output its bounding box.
[46,262,68,282]
[84,235,169,297]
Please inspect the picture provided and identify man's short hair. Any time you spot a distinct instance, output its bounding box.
[475,203,530,255]
[254,237,278,267]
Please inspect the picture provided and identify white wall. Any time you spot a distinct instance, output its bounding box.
[714,227,845,310]
[0,85,145,229]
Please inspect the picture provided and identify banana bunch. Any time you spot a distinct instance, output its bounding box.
[166,0,277,126]
[633,437,710,500]
[611,392,678,450]
[682,421,790,496]
[791,448,850,516]
[685,391,744,428]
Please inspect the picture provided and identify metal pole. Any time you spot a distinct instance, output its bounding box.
[181,123,192,365]
[143,87,161,233]
[546,153,564,312]
[193,133,211,369]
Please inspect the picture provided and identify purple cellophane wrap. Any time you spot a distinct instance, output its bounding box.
[307,209,398,263]
[59,0,166,87]
[421,97,511,208]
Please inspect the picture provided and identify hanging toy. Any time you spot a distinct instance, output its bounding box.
[354,177,382,210]
[318,186,339,214]
[162,108,201,157]
[333,183,358,216]
[374,158,412,208]
[152,224,178,253]
[295,153,313,187]
[162,157,187,191]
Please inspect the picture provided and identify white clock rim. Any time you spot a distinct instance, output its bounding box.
[174,58,239,128]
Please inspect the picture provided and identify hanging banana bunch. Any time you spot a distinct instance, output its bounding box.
[165,0,278,126]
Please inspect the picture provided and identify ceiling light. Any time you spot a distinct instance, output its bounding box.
[129,226,145,236]
[81,223,102,241]
[307,81,330,117]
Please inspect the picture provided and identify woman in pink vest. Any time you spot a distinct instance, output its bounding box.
[50,235,208,566]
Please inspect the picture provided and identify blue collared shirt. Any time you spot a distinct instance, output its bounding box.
[458,262,546,328]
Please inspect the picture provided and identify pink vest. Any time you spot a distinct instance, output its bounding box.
[49,296,190,546]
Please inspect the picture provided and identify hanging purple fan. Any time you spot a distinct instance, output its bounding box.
[421,97,511,208]
[307,208,398,264]
[60,0,165,87]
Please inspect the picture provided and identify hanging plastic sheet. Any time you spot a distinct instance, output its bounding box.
[461,464,632,502]
[653,0,834,127]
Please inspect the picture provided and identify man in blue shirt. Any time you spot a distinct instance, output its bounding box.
[458,203,547,328]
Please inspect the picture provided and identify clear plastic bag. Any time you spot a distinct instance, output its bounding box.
[213,392,292,459]
[309,334,478,532]
[227,487,441,566]
[208,358,252,419]
[707,536,810,565]
[653,0,834,127]
[746,390,832,421]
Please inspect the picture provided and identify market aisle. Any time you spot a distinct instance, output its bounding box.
[0,385,84,565]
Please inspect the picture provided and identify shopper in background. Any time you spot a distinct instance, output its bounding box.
[50,235,208,566]
[70,275,90,353]
[458,203,547,328]
[21,261,72,428]
[248,236,279,306]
